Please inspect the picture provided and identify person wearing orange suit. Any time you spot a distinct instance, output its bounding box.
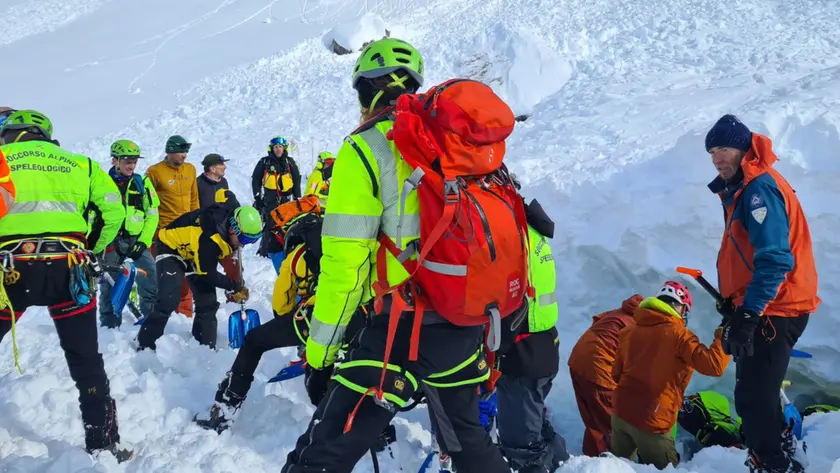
[610,282,729,469]
[706,115,819,473]
[568,294,643,456]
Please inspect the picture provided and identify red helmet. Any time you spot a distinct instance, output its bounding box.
[658,281,693,313]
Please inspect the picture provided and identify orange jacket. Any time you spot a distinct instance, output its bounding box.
[0,148,14,218]
[612,297,729,434]
[709,133,820,317]
[568,294,643,389]
[146,160,199,228]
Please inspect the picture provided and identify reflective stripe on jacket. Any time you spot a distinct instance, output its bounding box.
[306,117,420,369]
[0,141,124,253]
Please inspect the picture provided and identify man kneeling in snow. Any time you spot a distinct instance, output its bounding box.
[610,281,730,469]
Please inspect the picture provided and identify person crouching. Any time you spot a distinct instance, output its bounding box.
[610,281,730,469]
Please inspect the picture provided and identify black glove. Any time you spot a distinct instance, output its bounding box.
[721,307,761,359]
[716,297,736,321]
[254,196,264,213]
[304,364,334,406]
[128,242,147,260]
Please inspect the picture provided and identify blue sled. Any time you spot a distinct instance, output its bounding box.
[228,307,261,349]
[110,262,137,323]
[268,362,306,383]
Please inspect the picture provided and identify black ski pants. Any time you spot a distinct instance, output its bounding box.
[224,314,310,399]
[735,314,809,464]
[0,253,120,452]
[136,253,220,350]
[222,305,368,402]
[281,310,510,473]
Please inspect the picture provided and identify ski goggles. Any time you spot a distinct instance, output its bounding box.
[229,217,261,245]
[269,136,289,148]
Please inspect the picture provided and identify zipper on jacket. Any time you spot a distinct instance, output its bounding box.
[723,200,754,273]
[464,190,496,261]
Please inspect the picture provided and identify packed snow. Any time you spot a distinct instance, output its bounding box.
[2,0,840,471]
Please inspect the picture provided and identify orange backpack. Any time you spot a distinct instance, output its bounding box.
[269,195,320,230]
[267,195,321,245]
[348,79,531,423]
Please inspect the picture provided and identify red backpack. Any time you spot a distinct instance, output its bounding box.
[346,79,531,424]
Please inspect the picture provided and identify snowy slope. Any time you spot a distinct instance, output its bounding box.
[3,0,840,472]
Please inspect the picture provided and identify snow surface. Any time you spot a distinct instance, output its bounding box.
[2,0,840,471]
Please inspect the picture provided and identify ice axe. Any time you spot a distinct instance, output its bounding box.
[676,266,813,359]
[228,248,261,349]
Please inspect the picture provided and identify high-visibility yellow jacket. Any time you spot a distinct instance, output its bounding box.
[306,118,420,369]
[526,224,558,332]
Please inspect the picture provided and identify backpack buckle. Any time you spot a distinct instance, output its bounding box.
[443,180,459,203]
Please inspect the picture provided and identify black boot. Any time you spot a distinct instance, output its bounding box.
[94,442,135,463]
[373,423,397,453]
[84,397,133,462]
[195,371,252,433]
[747,450,800,473]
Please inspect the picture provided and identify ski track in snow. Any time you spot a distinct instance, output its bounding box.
[3,0,840,471]
[0,0,113,47]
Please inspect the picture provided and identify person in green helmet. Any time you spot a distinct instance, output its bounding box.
[0,110,133,462]
[281,38,511,473]
[135,189,259,350]
[88,140,161,328]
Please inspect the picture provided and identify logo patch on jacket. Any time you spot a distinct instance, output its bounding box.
[749,193,767,224]
[751,207,767,224]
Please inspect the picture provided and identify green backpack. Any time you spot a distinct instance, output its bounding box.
[678,391,744,448]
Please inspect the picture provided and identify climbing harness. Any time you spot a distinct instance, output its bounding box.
[0,236,96,374]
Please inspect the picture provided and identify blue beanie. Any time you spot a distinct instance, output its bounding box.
[705,114,752,152]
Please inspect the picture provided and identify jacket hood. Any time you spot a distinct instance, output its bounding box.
[620,294,644,314]
[633,297,684,326]
[525,198,555,238]
[740,132,778,186]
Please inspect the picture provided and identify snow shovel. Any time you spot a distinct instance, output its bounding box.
[676,266,814,359]
[228,249,261,349]
[268,358,307,383]
[102,260,146,323]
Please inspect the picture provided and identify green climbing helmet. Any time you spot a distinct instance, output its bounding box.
[352,38,424,90]
[111,139,143,159]
[0,109,54,139]
[233,205,263,236]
